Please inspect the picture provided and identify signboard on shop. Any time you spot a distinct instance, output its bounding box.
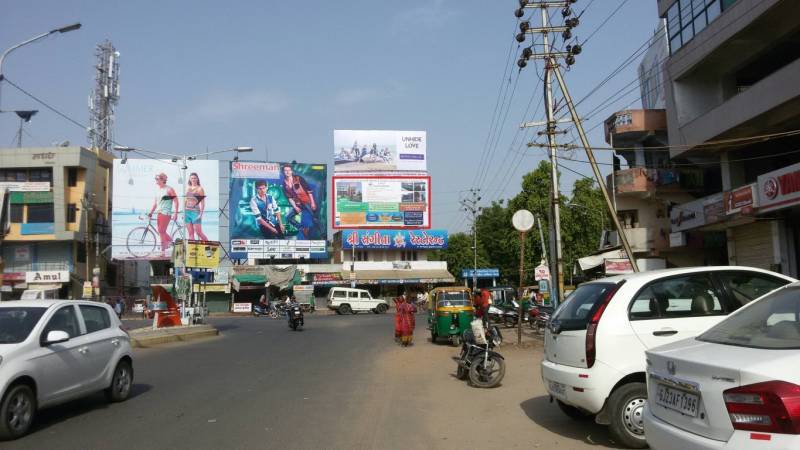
[26,271,69,283]
[670,198,705,232]
[604,258,634,275]
[461,268,500,279]
[186,241,221,269]
[724,183,758,215]
[14,246,30,262]
[757,162,800,213]
[0,182,51,192]
[232,303,252,313]
[342,229,447,250]
[703,193,725,225]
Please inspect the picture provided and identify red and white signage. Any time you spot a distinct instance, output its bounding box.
[232,303,252,313]
[604,258,634,275]
[534,265,550,281]
[723,183,758,215]
[758,162,800,213]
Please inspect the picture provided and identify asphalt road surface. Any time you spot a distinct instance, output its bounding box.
[5,314,621,450]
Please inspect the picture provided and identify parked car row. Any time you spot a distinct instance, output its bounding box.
[540,266,799,448]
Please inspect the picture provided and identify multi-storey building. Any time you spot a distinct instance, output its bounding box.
[657,0,800,277]
[0,146,114,299]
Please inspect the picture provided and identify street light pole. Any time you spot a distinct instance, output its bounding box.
[0,23,81,112]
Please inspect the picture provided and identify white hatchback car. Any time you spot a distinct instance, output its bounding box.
[644,282,800,449]
[541,266,795,448]
[0,300,134,440]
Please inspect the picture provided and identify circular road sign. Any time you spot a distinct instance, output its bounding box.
[512,209,535,232]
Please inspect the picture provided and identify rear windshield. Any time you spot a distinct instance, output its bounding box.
[698,286,800,349]
[437,292,469,306]
[551,283,616,332]
[0,307,47,344]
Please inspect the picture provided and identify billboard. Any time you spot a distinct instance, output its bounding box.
[229,161,327,259]
[334,130,426,172]
[342,229,447,250]
[332,175,431,229]
[112,159,220,260]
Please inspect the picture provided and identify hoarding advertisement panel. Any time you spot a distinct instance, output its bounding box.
[334,130,426,172]
[333,176,430,229]
[342,229,448,250]
[229,161,327,260]
[111,159,220,260]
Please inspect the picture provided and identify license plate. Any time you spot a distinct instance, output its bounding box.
[548,380,566,398]
[655,383,700,417]
[294,311,301,315]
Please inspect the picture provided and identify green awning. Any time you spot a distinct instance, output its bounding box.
[233,274,267,284]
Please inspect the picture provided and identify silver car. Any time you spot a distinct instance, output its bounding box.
[0,300,134,440]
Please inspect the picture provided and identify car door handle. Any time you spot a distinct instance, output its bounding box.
[653,330,678,336]
[111,339,120,346]
[78,347,89,354]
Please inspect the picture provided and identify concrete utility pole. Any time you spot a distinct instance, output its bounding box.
[515,0,639,291]
[460,189,482,290]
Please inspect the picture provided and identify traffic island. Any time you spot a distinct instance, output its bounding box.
[128,324,219,348]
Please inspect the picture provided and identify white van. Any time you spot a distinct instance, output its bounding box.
[327,287,389,314]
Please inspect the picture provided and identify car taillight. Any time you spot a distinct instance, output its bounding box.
[724,381,800,434]
[585,281,624,368]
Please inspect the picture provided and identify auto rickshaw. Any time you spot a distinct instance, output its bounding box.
[428,286,474,346]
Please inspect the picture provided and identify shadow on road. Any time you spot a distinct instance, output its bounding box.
[519,396,623,448]
[29,384,153,435]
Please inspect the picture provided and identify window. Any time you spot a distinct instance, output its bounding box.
[347,291,358,299]
[67,203,77,223]
[77,243,86,263]
[67,168,78,187]
[42,306,80,340]
[0,307,47,344]
[26,203,54,223]
[331,289,346,300]
[29,168,52,182]
[359,292,370,300]
[10,204,23,223]
[551,283,617,331]
[699,286,800,349]
[716,272,790,308]
[665,0,732,54]
[630,274,724,320]
[79,305,111,334]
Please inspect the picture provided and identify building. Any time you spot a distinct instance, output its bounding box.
[0,146,114,299]
[658,0,800,277]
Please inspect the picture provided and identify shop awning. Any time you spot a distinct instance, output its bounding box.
[577,247,628,272]
[233,274,268,284]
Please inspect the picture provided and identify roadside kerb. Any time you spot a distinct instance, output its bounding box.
[129,324,219,348]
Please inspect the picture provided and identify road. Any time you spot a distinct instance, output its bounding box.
[5,314,622,450]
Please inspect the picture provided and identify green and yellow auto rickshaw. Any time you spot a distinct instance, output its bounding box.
[428,286,474,346]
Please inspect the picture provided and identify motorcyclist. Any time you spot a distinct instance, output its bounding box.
[286,295,300,322]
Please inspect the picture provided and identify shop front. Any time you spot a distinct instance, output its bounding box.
[24,270,70,299]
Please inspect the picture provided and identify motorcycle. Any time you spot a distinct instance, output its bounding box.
[253,303,270,317]
[288,303,304,331]
[529,304,553,334]
[455,322,505,388]
[501,300,529,328]
[486,304,506,324]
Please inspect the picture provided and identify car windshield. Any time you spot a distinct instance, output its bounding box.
[437,292,469,306]
[551,283,616,332]
[0,307,47,344]
[698,286,800,349]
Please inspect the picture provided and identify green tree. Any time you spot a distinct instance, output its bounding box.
[561,177,607,284]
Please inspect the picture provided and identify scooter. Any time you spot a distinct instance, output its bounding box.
[455,322,505,388]
[253,303,269,317]
[288,303,304,331]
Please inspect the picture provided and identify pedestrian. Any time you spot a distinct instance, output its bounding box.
[114,299,123,319]
[393,295,404,342]
[397,295,417,347]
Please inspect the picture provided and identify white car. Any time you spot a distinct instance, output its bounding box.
[327,287,389,314]
[0,300,134,440]
[644,282,800,449]
[541,266,795,448]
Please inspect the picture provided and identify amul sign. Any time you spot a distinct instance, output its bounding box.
[758,162,800,213]
[26,271,69,283]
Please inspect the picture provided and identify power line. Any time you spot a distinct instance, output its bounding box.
[581,0,631,45]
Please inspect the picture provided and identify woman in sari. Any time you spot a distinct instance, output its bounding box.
[394,295,404,342]
[398,296,418,347]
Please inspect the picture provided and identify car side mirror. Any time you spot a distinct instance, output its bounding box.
[43,330,70,346]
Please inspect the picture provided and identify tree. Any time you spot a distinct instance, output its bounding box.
[561,177,607,283]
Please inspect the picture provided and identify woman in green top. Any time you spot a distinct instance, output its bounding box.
[185,172,208,241]
[148,172,179,255]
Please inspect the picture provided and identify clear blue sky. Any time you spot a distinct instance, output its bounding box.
[0,0,660,234]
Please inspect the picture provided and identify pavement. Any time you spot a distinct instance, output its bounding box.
[127,324,219,348]
[4,314,621,450]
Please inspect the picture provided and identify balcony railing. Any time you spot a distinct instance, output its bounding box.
[605,227,669,253]
[608,167,705,196]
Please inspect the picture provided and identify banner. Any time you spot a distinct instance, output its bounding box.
[332,176,431,229]
[334,130,426,172]
[112,159,220,260]
[341,229,447,249]
[229,161,327,259]
[186,241,221,269]
[461,268,500,279]
[757,161,800,213]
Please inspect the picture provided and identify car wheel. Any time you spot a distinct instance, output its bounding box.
[377,304,388,314]
[556,400,594,421]
[339,304,352,315]
[608,382,648,449]
[105,359,134,403]
[0,384,36,441]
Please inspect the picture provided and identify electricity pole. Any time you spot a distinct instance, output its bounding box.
[460,189,482,290]
[514,0,639,295]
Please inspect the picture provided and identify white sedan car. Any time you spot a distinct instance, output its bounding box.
[644,283,800,449]
[0,300,134,440]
